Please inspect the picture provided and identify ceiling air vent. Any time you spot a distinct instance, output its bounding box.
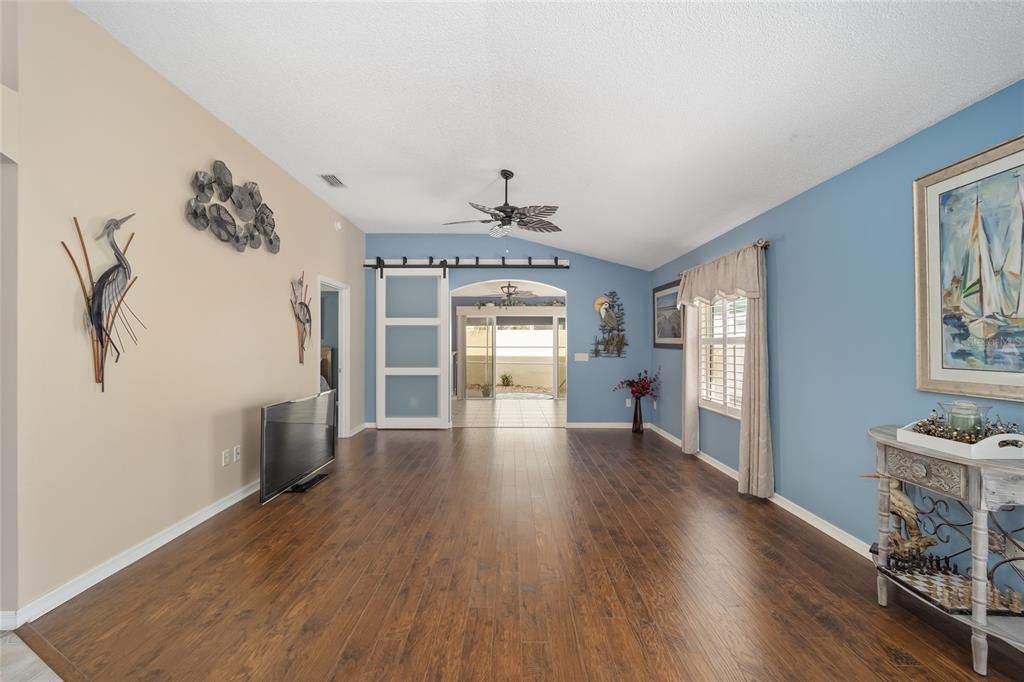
[320,174,345,188]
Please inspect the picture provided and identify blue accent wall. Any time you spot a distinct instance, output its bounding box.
[362,81,1023,552]
[365,234,651,425]
[649,80,1024,544]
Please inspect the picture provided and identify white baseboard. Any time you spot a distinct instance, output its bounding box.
[564,422,682,444]
[672,448,872,562]
[692,449,740,478]
[769,492,872,560]
[0,612,16,630]
[565,422,632,429]
[644,423,682,447]
[345,422,371,438]
[8,480,259,629]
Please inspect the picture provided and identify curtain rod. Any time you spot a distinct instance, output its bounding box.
[676,239,769,277]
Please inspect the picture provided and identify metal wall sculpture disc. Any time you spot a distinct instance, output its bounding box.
[212,160,233,201]
[208,204,236,242]
[186,199,209,230]
[254,204,275,235]
[266,233,281,254]
[192,171,215,202]
[186,160,281,254]
[247,225,262,250]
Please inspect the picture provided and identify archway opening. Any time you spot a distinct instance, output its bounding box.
[450,279,567,427]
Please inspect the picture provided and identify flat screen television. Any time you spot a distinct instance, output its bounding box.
[260,389,336,504]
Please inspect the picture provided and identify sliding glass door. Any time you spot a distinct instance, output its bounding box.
[557,316,567,398]
[457,309,566,400]
[495,316,553,397]
[463,316,494,398]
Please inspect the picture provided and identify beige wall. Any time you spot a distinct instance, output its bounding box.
[14,3,365,607]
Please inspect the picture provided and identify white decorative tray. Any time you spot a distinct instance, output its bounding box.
[897,423,1024,460]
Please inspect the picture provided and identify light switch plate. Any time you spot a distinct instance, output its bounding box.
[221,450,231,467]
[233,445,241,462]
[574,353,589,362]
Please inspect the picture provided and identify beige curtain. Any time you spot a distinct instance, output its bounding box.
[677,241,773,498]
[682,305,699,455]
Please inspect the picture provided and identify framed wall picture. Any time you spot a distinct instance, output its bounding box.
[653,280,683,349]
[915,135,1024,401]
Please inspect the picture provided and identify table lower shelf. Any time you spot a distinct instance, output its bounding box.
[879,568,1024,653]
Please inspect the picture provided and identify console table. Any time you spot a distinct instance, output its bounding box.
[870,426,1024,674]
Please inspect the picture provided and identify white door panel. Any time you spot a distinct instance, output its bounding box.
[376,268,450,429]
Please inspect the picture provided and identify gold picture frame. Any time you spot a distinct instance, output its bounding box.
[915,135,1024,401]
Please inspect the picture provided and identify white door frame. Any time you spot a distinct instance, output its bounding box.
[376,268,451,429]
[317,275,351,439]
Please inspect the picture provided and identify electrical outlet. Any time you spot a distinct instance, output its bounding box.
[233,445,241,463]
[625,399,632,407]
[221,449,231,467]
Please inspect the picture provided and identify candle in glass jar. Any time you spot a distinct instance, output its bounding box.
[944,401,982,431]
[948,411,980,431]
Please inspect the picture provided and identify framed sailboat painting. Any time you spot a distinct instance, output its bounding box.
[915,135,1024,401]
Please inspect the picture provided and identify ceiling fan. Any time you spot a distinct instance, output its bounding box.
[443,169,560,238]
[484,281,537,305]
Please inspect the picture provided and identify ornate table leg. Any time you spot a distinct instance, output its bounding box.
[876,443,893,606]
[971,507,989,676]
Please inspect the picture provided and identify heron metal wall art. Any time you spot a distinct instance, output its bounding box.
[61,216,146,391]
[291,272,312,364]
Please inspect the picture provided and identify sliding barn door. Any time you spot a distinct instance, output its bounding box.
[376,268,450,429]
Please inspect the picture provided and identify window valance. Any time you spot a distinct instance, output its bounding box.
[676,239,768,306]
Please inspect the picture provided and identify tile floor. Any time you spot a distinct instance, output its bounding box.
[0,632,59,682]
[451,397,566,427]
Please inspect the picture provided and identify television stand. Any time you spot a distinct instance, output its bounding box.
[288,473,328,494]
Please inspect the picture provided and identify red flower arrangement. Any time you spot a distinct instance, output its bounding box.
[614,368,660,400]
[614,369,660,433]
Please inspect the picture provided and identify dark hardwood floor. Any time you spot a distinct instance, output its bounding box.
[18,428,1024,680]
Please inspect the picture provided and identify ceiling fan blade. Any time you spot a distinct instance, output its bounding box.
[469,202,502,219]
[443,219,493,225]
[517,219,561,233]
[513,205,558,221]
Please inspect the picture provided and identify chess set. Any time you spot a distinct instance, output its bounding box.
[880,555,1023,617]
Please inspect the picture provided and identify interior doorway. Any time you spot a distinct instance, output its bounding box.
[318,276,351,438]
[451,280,566,427]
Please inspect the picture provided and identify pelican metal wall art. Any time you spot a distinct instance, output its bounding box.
[291,273,312,364]
[186,160,280,254]
[61,215,146,391]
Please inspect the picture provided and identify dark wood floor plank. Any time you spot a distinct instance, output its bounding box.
[33,451,378,665]
[113,443,430,680]
[18,428,1024,680]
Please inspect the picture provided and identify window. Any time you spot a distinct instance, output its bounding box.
[698,297,747,418]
